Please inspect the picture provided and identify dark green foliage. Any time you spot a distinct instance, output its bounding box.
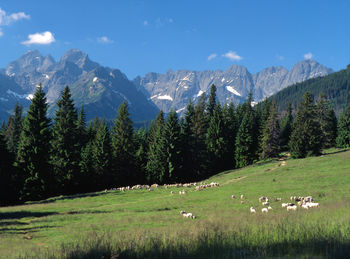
[164,110,182,182]
[91,120,112,189]
[261,102,281,159]
[0,131,18,206]
[4,103,23,155]
[134,128,148,184]
[206,103,226,173]
[289,92,323,158]
[271,66,350,115]
[280,103,293,150]
[16,85,52,201]
[146,111,167,183]
[222,103,237,170]
[50,86,81,194]
[111,102,136,186]
[235,99,256,167]
[207,84,217,117]
[316,94,337,148]
[77,105,88,149]
[336,103,350,148]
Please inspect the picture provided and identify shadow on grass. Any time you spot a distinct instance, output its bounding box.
[0,211,58,220]
[55,239,350,259]
[0,225,57,235]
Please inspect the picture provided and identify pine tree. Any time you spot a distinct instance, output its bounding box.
[316,94,337,148]
[5,103,23,155]
[261,102,281,159]
[111,102,136,186]
[336,103,350,148]
[134,128,148,184]
[207,84,217,118]
[235,110,255,167]
[92,120,112,189]
[164,110,182,182]
[0,131,18,206]
[206,103,226,174]
[280,103,293,150]
[50,86,80,194]
[76,105,87,149]
[289,92,322,158]
[16,85,52,201]
[222,102,237,170]
[146,111,167,183]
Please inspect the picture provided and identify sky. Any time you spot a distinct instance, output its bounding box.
[0,0,350,79]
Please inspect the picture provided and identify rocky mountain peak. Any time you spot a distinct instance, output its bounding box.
[59,49,99,72]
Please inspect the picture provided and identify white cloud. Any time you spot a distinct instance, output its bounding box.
[304,52,313,60]
[143,20,149,26]
[97,36,114,44]
[0,8,30,26]
[222,51,242,61]
[21,31,55,45]
[207,53,217,61]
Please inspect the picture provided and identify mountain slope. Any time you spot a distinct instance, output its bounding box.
[135,59,333,114]
[1,49,159,122]
[270,65,350,113]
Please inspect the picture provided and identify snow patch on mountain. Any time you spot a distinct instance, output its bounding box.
[157,95,173,101]
[226,86,241,96]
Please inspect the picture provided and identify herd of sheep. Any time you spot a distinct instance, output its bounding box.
[247,195,320,213]
[107,180,320,220]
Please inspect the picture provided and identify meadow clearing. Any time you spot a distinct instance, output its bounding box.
[1,149,350,258]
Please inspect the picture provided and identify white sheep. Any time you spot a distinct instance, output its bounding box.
[231,195,236,199]
[305,202,319,208]
[250,207,256,213]
[262,201,269,206]
[301,204,309,209]
[262,208,268,213]
[275,198,282,202]
[170,191,174,195]
[268,206,272,210]
[287,205,297,211]
[240,194,244,199]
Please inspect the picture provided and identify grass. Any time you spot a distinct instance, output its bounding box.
[1,149,350,258]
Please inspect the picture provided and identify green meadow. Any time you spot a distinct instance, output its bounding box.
[1,149,350,258]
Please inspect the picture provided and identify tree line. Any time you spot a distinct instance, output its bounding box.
[1,84,350,206]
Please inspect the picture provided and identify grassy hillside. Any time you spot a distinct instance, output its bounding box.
[1,149,350,258]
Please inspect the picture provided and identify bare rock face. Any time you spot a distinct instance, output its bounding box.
[135,59,333,115]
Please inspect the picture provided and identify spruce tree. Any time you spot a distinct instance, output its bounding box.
[222,102,237,170]
[50,86,80,194]
[5,103,23,155]
[235,110,255,167]
[76,105,87,149]
[261,102,281,159]
[0,131,18,206]
[146,111,167,183]
[316,94,337,148]
[111,102,136,186]
[134,128,148,184]
[280,103,293,150]
[207,84,217,118]
[336,103,350,148]
[289,92,322,158]
[16,85,52,201]
[205,103,226,174]
[164,110,182,182]
[92,120,112,189]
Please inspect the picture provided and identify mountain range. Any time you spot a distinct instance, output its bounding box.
[0,49,333,122]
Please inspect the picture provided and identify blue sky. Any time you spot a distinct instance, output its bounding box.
[0,0,349,79]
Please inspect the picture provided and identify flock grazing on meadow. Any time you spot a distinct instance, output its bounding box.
[106,180,320,219]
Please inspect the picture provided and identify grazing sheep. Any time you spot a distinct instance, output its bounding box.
[180,210,186,214]
[301,204,309,209]
[282,203,294,208]
[262,208,268,213]
[262,201,269,206]
[241,201,245,204]
[259,196,266,202]
[170,191,174,195]
[275,198,282,202]
[179,190,186,195]
[287,205,297,211]
[231,195,236,199]
[305,202,319,208]
[268,206,272,210]
[240,195,244,199]
[149,188,154,192]
[250,207,256,213]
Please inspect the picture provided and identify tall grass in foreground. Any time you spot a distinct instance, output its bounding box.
[21,205,350,259]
